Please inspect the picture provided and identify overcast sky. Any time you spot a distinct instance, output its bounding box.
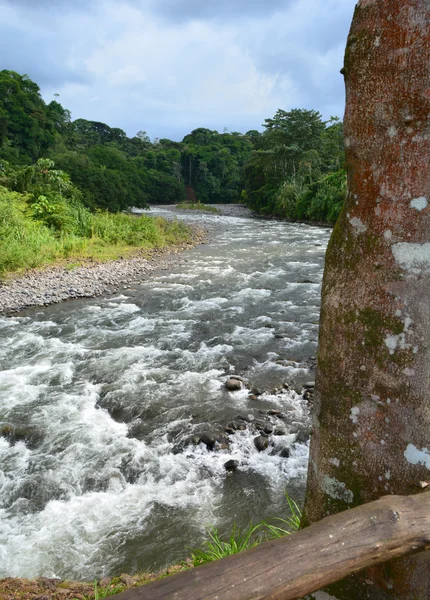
[0,0,357,140]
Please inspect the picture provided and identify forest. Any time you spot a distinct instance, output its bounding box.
[0,69,346,225]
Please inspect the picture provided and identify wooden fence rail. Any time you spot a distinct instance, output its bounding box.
[113,494,430,600]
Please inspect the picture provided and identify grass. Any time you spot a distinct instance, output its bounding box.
[0,186,194,278]
[190,523,262,567]
[260,494,302,538]
[76,564,192,600]
[82,581,125,599]
[190,493,302,567]
[177,202,221,214]
[64,494,301,599]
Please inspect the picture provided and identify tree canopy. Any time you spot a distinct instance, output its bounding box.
[0,69,345,222]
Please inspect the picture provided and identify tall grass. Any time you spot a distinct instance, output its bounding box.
[260,494,302,538]
[190,493,302,567]
[0,186,192,277]
[191,524,262,567]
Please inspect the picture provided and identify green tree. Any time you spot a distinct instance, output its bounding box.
[0,70,56,161]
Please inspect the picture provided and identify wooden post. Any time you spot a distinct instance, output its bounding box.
[302,0,430,597]
[111,495,430,600]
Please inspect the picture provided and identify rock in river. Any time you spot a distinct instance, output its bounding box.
[224,459,239,471]
[225,377,242,391]
[198,432,217,449]
[254,435,269,452]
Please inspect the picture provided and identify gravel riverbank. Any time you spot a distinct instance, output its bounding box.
[0,230,206,316]
[0,205,254,315]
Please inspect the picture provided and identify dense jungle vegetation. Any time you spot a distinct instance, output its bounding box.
[0,69,346,229]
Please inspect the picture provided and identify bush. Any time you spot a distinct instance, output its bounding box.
[0,186,192,277]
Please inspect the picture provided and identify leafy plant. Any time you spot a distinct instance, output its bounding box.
[190,493,302,567]
[190,523,262,567]
[261,493,302,538]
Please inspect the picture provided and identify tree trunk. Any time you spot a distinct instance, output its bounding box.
[302,0,430,598]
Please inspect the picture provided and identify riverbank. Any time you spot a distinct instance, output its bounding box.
[0,204,254,315]
[0,227,206,315]
[0,564,190,600]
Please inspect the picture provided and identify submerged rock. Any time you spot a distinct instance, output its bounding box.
[278,447,291,458]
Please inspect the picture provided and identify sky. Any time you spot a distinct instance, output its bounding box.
[0,0,358,141]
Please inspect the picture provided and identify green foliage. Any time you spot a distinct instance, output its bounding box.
[0,184,192,277]
[0,70,68,162]
[260,494,302,538]
[243,110,346,224]
[177,202,221,214]
[190,493,302,567]
[82,580,125,600]
[2,70,346,223]
[190,523,262,567]
[181,128,253,204]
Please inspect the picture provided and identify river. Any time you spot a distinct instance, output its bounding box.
[0,207,330,580]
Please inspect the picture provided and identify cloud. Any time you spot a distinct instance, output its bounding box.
[145,0,290,22]
[0,0,357,140]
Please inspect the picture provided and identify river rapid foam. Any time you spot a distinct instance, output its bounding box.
[0,207,330,580]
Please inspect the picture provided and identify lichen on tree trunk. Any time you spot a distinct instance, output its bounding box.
[302,0,430,598]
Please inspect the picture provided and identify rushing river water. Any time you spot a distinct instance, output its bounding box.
[0,208,331,580]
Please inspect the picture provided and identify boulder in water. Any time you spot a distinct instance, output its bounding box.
[304,381,315,389]
[224,459,239,471]
[254,435,269,452]
[198,432,217,449]
[237,414,254,423]
[278,447,291,458]
[225,377,242,391]
[227,421,246,431]
[295,428,310,444]
[273,426,287,436]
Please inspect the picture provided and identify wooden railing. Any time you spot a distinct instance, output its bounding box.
[113,494,430,600]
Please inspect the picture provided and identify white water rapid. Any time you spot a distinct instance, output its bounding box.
[0,207,330,580]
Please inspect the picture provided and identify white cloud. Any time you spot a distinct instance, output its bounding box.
[1,0,357,139]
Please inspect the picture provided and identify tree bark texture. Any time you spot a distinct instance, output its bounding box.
[303,0,430,598]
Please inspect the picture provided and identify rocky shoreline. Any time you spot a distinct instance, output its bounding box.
[0,204,254,316]
[0,230,206,316]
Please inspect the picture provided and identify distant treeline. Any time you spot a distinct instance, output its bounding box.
[0,70,345,223]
